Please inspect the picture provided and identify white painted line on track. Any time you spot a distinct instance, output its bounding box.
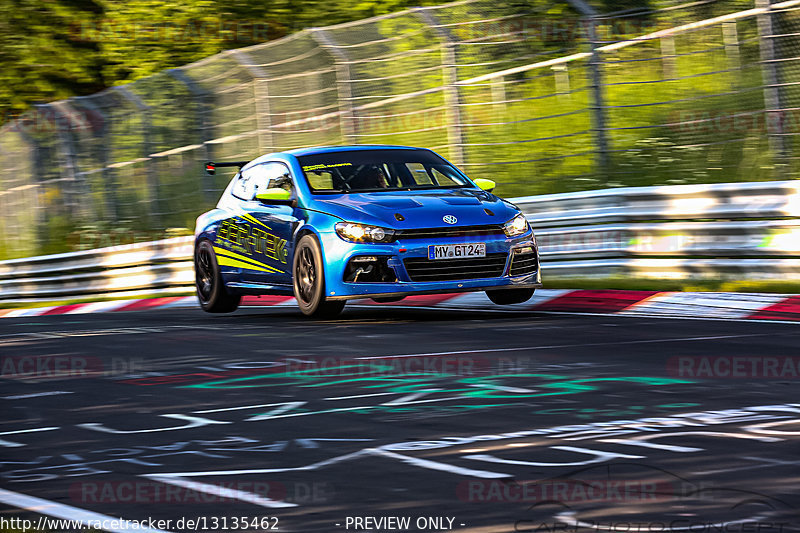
[193,401,305,414]
[367,449,511,479]
[353,333,773,360]
[149,450,370,478]
[244,404,378,421]
[0,487,174,533]
[2,391,73,400]
[143,475,297,508]
[323,391,397,401]
[147,448,510,481]
[0,427,60,448]
[470,383,536,393]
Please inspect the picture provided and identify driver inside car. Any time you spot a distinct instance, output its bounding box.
[336,165,388,191]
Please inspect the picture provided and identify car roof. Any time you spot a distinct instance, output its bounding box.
[283,145,428,157]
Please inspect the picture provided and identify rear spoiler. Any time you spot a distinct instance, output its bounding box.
[205,161,250,175]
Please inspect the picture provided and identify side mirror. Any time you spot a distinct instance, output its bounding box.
[474,178,496,192]
[255,188,296,207]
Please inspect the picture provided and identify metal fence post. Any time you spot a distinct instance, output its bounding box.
[50,101,98,221]
[756,0,789,168]
[414,8,466,167]
[35,103,82,220]
[491,76,506,109]
[72,95,117,221]
[568,0,611,181]
[722,21,741,89]
[5,122,44,251]
[311,29,357,144]
[552,65,571,102]
[660,36,677,80]
[230,51,274,155]
[114,86,160,225]
[167,68,217,202]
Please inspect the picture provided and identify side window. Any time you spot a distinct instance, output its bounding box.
[232,166,264,200]
[231,173,251,200]
[306,170,335,190]
[231,163,292,200]
[262,162,293,192]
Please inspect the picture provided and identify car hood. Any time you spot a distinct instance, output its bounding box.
[311,188,520,228]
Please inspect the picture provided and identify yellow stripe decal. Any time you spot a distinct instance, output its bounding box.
[241,214,272,231]
[213,246,266,266]
[216,255,277,274]
[213,246,282,273]
[218,252,281,273]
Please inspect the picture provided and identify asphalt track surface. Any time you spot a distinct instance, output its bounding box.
[1,304,799,533]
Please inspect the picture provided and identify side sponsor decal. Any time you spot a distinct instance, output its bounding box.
[214,216,288,273]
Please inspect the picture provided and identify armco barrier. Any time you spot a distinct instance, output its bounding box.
[0,237,194,302]
[516,180,800,228]
[1,180,799,303]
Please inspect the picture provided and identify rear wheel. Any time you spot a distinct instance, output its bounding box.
[195,240,241,313]
[293,234,346,318]
[486,288,535,305]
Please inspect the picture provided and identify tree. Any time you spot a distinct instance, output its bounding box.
[0,0,105,117]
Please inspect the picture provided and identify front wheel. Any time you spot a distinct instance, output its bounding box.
[293,234,346,318]
[486,288,535,305]
[195,240,241,313]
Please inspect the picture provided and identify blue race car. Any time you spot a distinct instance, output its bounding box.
[194,145,541,317]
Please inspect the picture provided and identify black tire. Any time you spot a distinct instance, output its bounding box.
[293,234,346,318]
[195,240,241,313]
[486,288,535,305]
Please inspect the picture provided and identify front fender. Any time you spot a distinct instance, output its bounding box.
[293,209,345,294]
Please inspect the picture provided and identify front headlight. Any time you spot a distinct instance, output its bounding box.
[503,213,530,237]
[335,222,395,243]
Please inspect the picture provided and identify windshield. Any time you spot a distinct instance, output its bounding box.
[297,149,471,193]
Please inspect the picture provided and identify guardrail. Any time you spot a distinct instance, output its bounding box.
[516,180,800,227]
[0,237,195,302]
[2,180,799,303]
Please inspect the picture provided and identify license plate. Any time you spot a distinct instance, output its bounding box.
[428,243,486,260]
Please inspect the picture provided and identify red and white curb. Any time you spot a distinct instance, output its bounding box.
[1,289,800,322]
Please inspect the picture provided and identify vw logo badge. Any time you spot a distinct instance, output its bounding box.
[443,215,458,225]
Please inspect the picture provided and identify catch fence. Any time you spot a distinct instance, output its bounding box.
[0,0,798,259]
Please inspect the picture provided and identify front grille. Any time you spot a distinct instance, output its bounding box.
[509,251,538,277]
[404,253,508,282]
[397,224,505,241]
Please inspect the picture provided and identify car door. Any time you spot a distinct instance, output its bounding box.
[239,161,299,286]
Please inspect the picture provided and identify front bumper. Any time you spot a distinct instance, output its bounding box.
[319,229,542,300]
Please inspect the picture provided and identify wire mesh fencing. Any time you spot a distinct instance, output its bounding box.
[0,0,798,259]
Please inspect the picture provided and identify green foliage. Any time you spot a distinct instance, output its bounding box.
[0,0,105,116]
[0,0,447,118]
